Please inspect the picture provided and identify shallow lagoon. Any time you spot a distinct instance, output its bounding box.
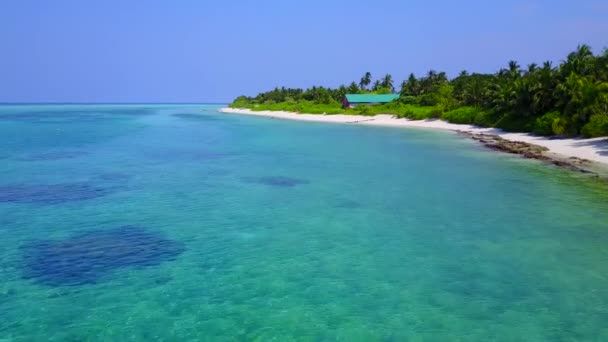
[1,104,607,340]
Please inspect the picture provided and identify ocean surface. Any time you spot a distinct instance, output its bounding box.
[1,104,608,341]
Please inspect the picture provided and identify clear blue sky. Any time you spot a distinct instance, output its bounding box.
[1,0,607,103]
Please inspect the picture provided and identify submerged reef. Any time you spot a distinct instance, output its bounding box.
[171,113,220,121]
[0,183,116,204]
[18,151,88,161]
[97,173,132,181]
[0,108,155,123]
[334,199,362,209]
[241,176,310,187]
[20,226,185,286]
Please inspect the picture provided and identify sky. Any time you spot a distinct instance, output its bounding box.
[1,0,607,103]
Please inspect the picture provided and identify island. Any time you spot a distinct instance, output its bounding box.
[223,45,608,176]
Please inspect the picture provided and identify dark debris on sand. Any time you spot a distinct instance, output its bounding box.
[460,132,599,176]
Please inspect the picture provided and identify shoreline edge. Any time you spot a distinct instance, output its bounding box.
[220,107,608,177]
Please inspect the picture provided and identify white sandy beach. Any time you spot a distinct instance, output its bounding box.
[220,108,608,166]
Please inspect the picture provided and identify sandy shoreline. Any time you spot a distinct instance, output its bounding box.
[220,107,608,169]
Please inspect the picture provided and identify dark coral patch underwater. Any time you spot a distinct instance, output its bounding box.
[97,173,132,181]
[18,151,88,161]
[241,176,310,187]
[143,148,234,163]
[0,108,156,123]
[171,113,220,121]
[0,183,118,204]
[20,226,185,286]
[334,199,362,209]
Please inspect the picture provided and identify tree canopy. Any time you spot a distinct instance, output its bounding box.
[231,45,608,137]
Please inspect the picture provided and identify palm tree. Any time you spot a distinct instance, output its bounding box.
[508,60,521,79]
[347,82,360,94]
[381,74,394,92]
[595,48,608,80]
[336,85,348,101]
[401,73,419,96]
[559,73,607,130]
[359,72,372,91]
[530,61,556,114]
[575,44,593,59]
[372,80,381,91]
[563,44,595,77]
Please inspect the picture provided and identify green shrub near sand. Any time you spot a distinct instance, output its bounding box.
[582,114,608,138]
[533,111,562,136]
[442,107,484,124]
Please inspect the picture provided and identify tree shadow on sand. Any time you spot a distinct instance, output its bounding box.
[572,138,608,157]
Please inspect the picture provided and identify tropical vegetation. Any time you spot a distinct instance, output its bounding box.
[230,45,608,137]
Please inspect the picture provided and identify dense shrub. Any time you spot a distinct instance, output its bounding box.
[374,87,392,94]
[398,96,420,105]
[472,110,494,127]
[442,107,483,124]
[394,105,438,120]
[358,105,371,115]
[533,111,562,136]
[428,108,443,119]
[494,114,535,132]
[418,94,435,106]
[552,116,571,136]
[400,108,414,118]
[581,114,608,137]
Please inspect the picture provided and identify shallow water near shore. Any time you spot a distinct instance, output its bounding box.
[1,104,608,341]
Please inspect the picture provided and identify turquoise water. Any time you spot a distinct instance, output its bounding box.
[1,104,608,341]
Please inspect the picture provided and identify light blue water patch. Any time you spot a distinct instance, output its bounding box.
[1,104,608,340]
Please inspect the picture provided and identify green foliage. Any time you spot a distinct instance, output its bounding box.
[472,110,494,127]
[373,87,392,94]
[551,116,571,136]
[451,73,495,107]
[418,94,436,106]
[494,114,535,132]
[242,100,346,115]
[230,45,608,137]
[442,107,486,124]
[581,114,608,137]
[358,105,372,115]
[380,74,395,92]
[398,96,420,105]
[433,84,457,111]
[400,73,420,97]
[391,104,438,120]
[429,108,443,119]
[533,111,562,136]
[359,72,372,91]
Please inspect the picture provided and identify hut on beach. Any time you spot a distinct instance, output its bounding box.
[342,94,400,108]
